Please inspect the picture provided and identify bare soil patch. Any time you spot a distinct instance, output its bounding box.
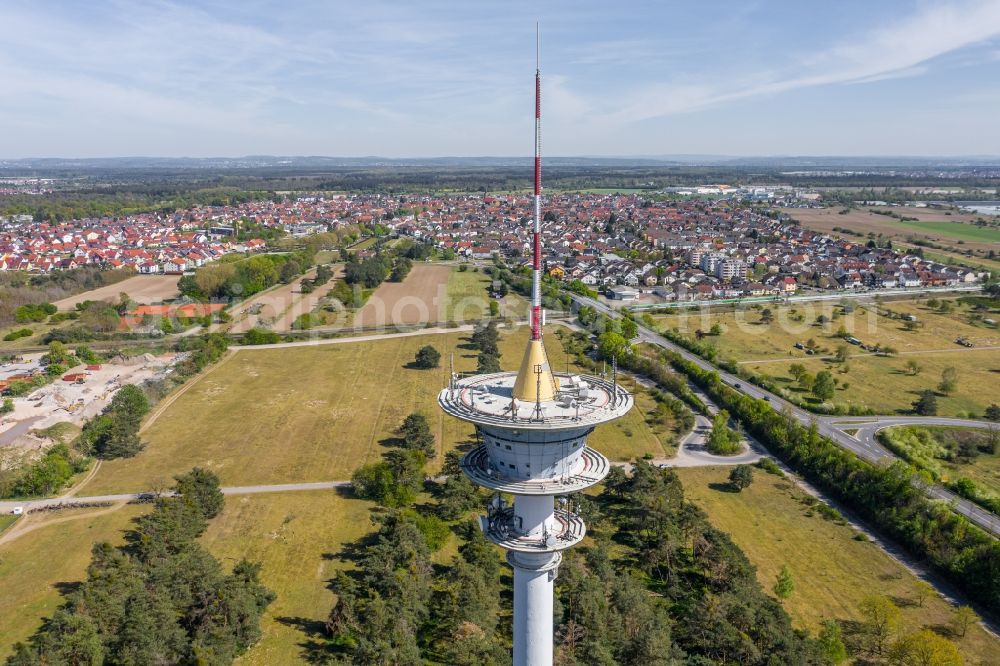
[53,275,180,310]
[353,264,451,328]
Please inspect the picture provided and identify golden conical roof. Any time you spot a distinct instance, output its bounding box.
[511,338,559,402]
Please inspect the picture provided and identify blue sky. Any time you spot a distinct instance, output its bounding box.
[2,0,1000,158]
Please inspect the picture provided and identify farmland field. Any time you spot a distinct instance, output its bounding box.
[82,325,667,495]
[353,263,451,327]
[896,219,1000,243]
[52,274,180,310]
[783,206,1000,256]
[676,466,1000,663]
[271,265,345,331]
[443,267,526,321]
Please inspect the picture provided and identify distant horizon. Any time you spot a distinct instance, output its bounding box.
[4,153,1000,164]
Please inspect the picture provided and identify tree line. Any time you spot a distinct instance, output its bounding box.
[179,250,316,301]
[0,266,133,329]
[665,349,1000,616]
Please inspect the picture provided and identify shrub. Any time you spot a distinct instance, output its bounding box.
[242,327,281,345]
[3,328,33,342]
[413,345,441,369]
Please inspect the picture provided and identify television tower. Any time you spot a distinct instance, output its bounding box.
[438,29,633,666]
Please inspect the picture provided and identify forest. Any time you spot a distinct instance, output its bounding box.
[5,164,1000,224]
[6,469,274,665]
[325,444,830,665]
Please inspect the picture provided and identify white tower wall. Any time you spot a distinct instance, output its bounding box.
[514,495,554,536]
[510,552,561,666]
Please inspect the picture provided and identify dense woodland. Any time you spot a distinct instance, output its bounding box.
[178,250,315,301]
[5,165,999,223]
[331,450,829,665]
[6,469,274,665]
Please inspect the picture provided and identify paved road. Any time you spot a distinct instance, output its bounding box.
[571,293,1000,537]
[0,481,349,513]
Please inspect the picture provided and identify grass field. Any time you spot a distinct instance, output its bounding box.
[753,348,996,416]
[0,324,672,661]
[676,466,1000,663]
[894,220,1000,244]
[82,326,667,495]
[885,425,1000,498]
[0,505,145,658]
[0,321,49,349]
[652,299,999,416]
[0,514,19,534]
[199,491,373,665]
[444,267,526,321]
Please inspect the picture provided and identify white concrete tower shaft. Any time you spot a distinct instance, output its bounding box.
[438,26,633,666]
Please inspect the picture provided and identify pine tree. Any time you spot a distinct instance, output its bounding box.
[773,564,795,599]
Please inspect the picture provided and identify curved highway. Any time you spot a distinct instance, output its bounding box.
[571,293,1000,538]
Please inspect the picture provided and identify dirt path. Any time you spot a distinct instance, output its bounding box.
[60,460,102,498]
[0,501,129,547]
[139,349,237,434]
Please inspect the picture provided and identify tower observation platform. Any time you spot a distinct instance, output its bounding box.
[439,366,632,666]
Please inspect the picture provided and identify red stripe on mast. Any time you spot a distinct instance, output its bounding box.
[531,62,542,340]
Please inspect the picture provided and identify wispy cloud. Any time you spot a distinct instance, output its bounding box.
[1,0,999,156]
[602,0,1000,123]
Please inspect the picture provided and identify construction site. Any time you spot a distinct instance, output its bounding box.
[0,353,180,449]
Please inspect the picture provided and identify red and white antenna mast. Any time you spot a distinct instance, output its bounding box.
[531,23,543,342]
